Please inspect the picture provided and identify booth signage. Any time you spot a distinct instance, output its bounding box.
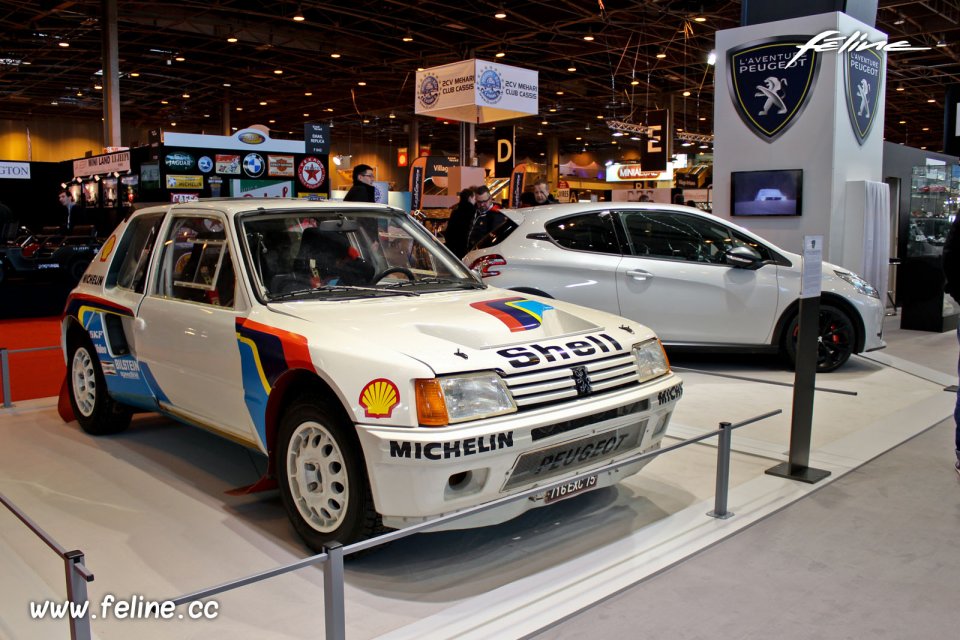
[298,156,326,189]
[727,36,822,142]
[166,174,204,189]
[0,161,30,179]
[73,151,132,177]
[605,164,663,182]
[397,147,408,167]
[233,179,292,198]
[639,110,668,172]
[216,154,241,174]
[165,152,195,171]
[170,192,200,203]
[495,126,515,178]
[268,154,295,177]
[304,123,330,155]
[415,59,538,124]
[197,156,213,173]
[243,153,265,177]
[844,49,883,145]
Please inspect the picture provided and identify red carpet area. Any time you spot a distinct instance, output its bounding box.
[0,317,64,403]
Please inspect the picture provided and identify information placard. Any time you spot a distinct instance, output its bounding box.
[800,235,823,299]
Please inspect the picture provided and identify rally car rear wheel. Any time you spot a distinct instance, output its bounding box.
[276,399,380,550]
[68,336,132,435]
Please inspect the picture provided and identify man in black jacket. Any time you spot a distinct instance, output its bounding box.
[344,164,376,202]
[942,214,960,476]
[531,178,559,206]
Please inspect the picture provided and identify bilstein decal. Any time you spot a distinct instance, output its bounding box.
[389,431,514,460]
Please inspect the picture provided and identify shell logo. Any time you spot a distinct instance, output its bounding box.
[359,378,400,419]
[99,234,117,262]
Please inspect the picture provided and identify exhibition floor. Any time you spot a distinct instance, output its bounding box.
[0,315,955,640]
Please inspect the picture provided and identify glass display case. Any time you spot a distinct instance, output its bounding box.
[906,165,958,257]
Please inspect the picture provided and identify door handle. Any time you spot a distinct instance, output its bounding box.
[625,269,654,281]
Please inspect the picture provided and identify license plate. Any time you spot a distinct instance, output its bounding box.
[543,474,599,504]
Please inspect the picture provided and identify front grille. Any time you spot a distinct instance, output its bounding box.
[501,351,641,411]
[530,399,650,441]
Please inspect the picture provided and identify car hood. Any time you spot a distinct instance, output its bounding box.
[267,288,653,374]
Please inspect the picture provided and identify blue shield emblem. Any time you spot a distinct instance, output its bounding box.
[845,49,883,145]
[727,36,822,142]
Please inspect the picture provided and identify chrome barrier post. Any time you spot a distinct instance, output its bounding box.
[64,550,93,640]
[1,348,11,408]
[323,543,346,640]
[707,421,734,519]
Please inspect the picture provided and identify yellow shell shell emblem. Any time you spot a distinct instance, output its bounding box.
[99,234,117,262]
[360,378,400,418]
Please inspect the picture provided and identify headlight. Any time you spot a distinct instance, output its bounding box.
[415,372,516,427]
[633,338,670,383]
[834,270,879,298]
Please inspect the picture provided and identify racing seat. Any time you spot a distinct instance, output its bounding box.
[289,227,374,287]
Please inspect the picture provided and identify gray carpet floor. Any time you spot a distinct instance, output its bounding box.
[533,315,960,639]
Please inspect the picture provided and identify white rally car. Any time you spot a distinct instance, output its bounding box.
[61,199,682,550]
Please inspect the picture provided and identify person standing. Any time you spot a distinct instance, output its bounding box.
[530,178,559,206]
[344,164,376,202]
[444,187,475,259]
[941,213,960,476]
[466,185,506,250]
[58,190,77,230]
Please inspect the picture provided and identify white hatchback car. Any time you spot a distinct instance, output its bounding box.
[465,203,885,372]
[61,199,682,550]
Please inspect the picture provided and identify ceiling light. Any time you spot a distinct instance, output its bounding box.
[160,100,168,104]
[583,31,595,42]
[927,98,936,103]
[358,81,366,86]
[681,141,693,147]
[922,127,930,131]
[699,116,707,121]
[541,120,548,125]
[305,91,313,96]
[495,50,506,58]
[259,100,267,105]
[894,16,905,25]
[576,136,582,140]
[556,90,564,95]
[130,72,140,77]
[76,91,83,97]
[416,66,424,71]
[175,56,185,62]
[223,83,231,87]
[567,62,577,72]
[94,84,102,90]
[494,4,507,19]
[388,112,396,119]
[330,52,341,58]
[50,101,58,105]
[611,131,624,137]
[181,92,192,99]
[303,113,310,117]
[896,85,904,92]
[630,79,640,86]
[227,36,238,43]
[363,118,370,123]
[274,69,283,74]
[292,6,305,21]
[936,37,947,47]
[699,143,709,149]
[402,31,414,43]
[269,119,275,123]
[694,16,707,23]
[656,52,667,59]
[549,107,556,112]
[236,106,243,111]
[707,51,717,65]
[899,120,906,124]
[537,131,543,136]
[170,122,176,127]
[204,114,210,118]
[597,114,604,119]
[325,107,334,112]
[682,90,691,97]
[58,41,70,48]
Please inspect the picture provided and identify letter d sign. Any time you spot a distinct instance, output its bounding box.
[497,138,512,163]
[494,125,515,178]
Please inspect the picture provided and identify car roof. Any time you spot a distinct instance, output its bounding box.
[501,201,714,226]
[131,198,401,219]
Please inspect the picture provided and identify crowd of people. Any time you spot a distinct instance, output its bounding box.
[444,178,558,259]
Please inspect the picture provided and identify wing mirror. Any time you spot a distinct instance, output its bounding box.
[724,245,764,270]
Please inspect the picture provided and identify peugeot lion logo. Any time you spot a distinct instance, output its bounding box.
[571,366,592,397]
[844,48,883,145]
[727,36,822,142]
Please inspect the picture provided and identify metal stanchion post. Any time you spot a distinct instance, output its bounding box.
[64,550,92,640]
[323,543,346,640]
[1,348,11,408]
[707,421,734,519]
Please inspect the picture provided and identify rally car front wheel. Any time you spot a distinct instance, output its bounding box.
[276,398,381,551]
[67,336,132,435]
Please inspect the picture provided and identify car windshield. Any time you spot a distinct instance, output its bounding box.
[240,208,483,301]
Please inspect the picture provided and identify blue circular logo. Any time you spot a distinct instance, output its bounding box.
[243,153,264,177]
[197,156,213,173]
[418,74,439,108]
[478,68,503,104]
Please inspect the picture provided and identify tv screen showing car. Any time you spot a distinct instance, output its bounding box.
[730,169,802,216]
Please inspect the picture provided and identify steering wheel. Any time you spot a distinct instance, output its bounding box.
[373,266,416,283]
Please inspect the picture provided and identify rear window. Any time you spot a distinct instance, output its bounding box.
[545,212,620,254]
[472,219,518,251]
[107,213,165,293]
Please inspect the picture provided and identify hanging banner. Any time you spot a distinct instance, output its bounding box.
[73,150,131,177]
[0,161,30,179]
[397,147,409,167]
[844,49,883,145]
[510,164,525,208]
[495,126,515,178]
[416,59,538,124]
[409,156,427,211]
[304,123,330,155]
[639,110,669,172]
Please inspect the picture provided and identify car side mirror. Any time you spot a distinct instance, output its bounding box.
[724,245,764,270]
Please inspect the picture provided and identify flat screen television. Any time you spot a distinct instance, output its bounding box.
[730,169,803,216]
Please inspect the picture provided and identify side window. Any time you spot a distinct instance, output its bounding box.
[108,213,164,293]
[154,216,236,308]
[544,212,620,254]
[620,210,733,263]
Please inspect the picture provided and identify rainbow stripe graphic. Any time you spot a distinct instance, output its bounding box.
[470,297,553,332]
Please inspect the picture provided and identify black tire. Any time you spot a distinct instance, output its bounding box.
[67,335,132,435]
[275,398,381,551]
[783,304,856,373]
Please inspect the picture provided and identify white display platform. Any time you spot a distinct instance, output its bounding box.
[0,347,953,640]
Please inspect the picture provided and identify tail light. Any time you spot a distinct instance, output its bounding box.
[469,254,506,278]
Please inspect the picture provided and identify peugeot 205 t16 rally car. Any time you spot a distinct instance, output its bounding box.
[61,199,682,550]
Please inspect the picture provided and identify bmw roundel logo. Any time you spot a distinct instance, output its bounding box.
[418,74,439,108]
[197,156,213,173]
[243,153,264,177]
[478,67,503,104]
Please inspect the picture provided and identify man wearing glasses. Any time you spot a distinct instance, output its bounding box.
[467,185,506,249]
[344,164,377,202]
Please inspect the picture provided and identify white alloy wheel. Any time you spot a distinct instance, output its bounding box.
[286,421,350,533]
[71,347,97,417]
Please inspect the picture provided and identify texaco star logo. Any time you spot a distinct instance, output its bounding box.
[298,156,326,189]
